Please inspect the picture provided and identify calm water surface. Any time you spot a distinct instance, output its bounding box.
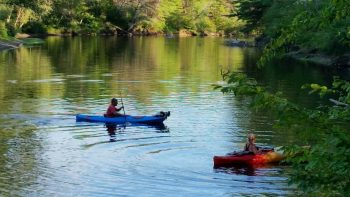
[0,37,334,196]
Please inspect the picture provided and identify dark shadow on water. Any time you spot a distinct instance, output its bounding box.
[105,123,170,142]
[82,123,170,148]
[106,123,118,142]
[214,165,257,176]
[214,163,279,176]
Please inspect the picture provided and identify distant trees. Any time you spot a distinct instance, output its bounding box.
[232,0,350,62]
[0,0,243,37]
[232,0,272,34]
[0,0,52,33]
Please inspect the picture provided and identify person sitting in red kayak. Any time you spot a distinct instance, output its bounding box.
[244,133,260,154]
[104,98,124,117]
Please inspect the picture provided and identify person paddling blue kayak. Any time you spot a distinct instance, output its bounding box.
[104,98,126,117]
[76,98,170,125]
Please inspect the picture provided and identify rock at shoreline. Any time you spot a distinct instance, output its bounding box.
[15,33,31,39]
[0,37,46,51]
[286,50,350,68]
[334,54,350,68]
[224,39,253,47]
[0,39,23,51]
[178,29,195,37]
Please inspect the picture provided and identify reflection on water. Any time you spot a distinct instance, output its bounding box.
[0,36,334,196]
[106,123,118,142]
[105,123,169,142]
[215,166,259,176]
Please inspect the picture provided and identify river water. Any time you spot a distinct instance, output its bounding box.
[0,37,336,196]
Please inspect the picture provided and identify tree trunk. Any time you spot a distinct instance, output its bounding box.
[14,7,23,29]
[127,3,141,32]
[6,6,14,23]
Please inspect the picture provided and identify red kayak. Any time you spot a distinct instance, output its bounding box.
[213,150,284,168]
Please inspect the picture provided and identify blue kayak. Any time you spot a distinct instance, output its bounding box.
[76,111,170,125]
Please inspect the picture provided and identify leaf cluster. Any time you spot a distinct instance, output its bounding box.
[232,0,273,34]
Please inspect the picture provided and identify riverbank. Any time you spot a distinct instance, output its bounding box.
[34,28,227,37]
[0,34,47,51]
[2,35,350,70]
[285,50,350,68]
[224,37,350,69]
[0,31,225,52]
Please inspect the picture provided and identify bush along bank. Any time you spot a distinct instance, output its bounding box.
[233,0,350,68]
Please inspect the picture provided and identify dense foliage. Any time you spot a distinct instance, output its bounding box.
[215,72,350,195]
[0,0,242,37]
[233,0,272,34]
[233,0,350,63]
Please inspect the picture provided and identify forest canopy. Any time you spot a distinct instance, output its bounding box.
[0,0,243,37]
[233,0,350,62]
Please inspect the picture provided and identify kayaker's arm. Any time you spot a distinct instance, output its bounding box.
[116,106,124,112]
[244,143,259,154]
